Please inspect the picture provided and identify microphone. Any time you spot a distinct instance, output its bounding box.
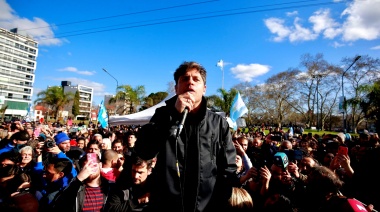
[177,107,189,136]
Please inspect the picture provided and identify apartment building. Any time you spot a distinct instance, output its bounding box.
[62,81,93,120]
[0,27,37,120]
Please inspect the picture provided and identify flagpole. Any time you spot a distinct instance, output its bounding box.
[217,60,225,90]
[222,65,224,90]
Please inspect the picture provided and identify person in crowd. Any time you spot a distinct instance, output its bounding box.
[124,131,137,156]
[233,136,253,186]
[86,139,102,158]
[100,149,123,182]
[303,165,372,212]
[76,136,86,150]
[52,153,114,212]
[18,145,35,175]
[0,130,30,156]
[226,187,254,212]
[111,139,124,154]
[105,155,153,211]
[134,61,237,212]
[34,157,74,211]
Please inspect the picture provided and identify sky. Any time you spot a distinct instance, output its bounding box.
[0,0,379,106]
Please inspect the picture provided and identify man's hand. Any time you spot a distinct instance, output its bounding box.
[175,92,194,113]
[287,162,300,178]
[77,161,99,182]
[46,145,62,155]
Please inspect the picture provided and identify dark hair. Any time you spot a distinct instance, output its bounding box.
[87,139,101,149]
[132,155,153,170]
[10,130,30,141]
[173,61,207,85]
[48,157,73,176]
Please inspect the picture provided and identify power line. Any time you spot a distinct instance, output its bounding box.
[48,0,338,37]
[33,0,345,40]
[16,0,220,32]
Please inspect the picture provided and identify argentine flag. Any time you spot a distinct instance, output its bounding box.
[98,100,109,128]
[229,92,248,130]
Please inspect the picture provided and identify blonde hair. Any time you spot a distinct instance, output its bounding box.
[228,187,254,211]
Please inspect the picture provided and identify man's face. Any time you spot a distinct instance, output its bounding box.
[127,135,136,147]
[77,140,85,149]
[299,157,316,175]
[238,138,249,152]
[112,143,124,153]
[87,144,100,155]
[58,140,71,152]
[20,149,33,165]
[43,164,63,182]
[131,163,151,185]
[270,164,288,182]
[175,68,206,106]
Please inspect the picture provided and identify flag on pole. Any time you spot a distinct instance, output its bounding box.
[229,92,248,130]
[216,59,224,69]
[98,100,108,128]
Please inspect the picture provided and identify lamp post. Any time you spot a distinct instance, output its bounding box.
[341,55,361,133]
[102,68,119,91]
[312,74,323,131]
[102,68,119,115]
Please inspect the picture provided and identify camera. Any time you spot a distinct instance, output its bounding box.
[271,135,282,141]
[44,139,56,149]
[282,149,303,162]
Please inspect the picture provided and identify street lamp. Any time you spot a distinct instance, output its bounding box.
[102,68,119,115]
[312,74,323,131]
[102,68,119,91]
[341,55,361,133]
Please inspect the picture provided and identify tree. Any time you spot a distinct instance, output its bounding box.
[141,92,168,110]
[343,55,380,133]
[358,81,380,134]
[72,90,80,118]
[109,85,146,114]
[264,69,301,128]
[0,105,8,122]
[34,86,74,121]
[206,88,238,115]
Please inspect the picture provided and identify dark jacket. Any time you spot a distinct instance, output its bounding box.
[134,96,237,212]
[104,179,151,212]
[52,176,114,212]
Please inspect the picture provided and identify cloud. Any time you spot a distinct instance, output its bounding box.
[264,0,380,44]
[0,0,62,46]
[341,0,380,41]
[286,11,298,17]
[370,45,380,50]
[264,18,291,42]
[332,41,345,48]
[58,67,96,76]
[230,63,270,82]
[264,17,318,42]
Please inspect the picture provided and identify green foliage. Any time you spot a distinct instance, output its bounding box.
[140,92,168,111]
[206,88,238,115]
[109,84,146,114]
[34,86,74,121]
[72,90,80,117]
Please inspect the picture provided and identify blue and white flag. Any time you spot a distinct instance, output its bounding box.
[98,100,108,128]
[229,92,248,130]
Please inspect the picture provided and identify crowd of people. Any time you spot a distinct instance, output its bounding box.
[0,61,379,212]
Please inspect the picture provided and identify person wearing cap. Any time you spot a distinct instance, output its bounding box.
[0,130,30,156]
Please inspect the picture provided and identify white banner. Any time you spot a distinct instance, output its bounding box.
[0,96,4,105]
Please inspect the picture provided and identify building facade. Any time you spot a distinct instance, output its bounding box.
[62,81,93,120]
[0,27,37,120]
